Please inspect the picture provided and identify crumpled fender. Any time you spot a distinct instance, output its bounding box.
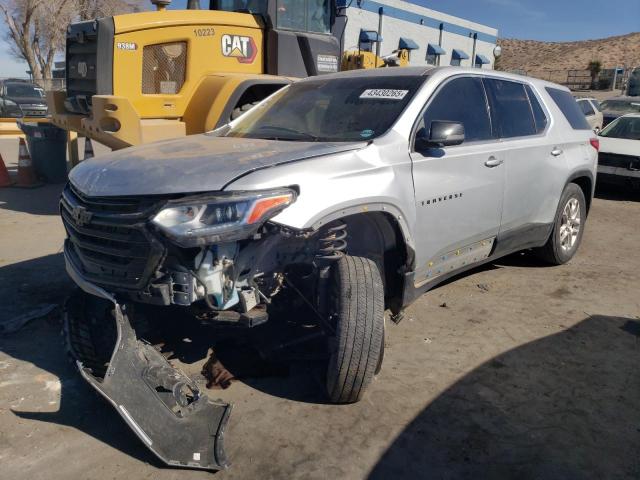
[65,294,231,471]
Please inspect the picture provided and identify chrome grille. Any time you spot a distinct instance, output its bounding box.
[60,183,165,289]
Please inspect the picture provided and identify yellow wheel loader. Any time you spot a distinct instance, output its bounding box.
[341,30,418,71]
[48,0,344,150]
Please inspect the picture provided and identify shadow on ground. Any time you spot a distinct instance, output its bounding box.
[0,253,71,322]
[369,315,640,480]
[0,183,64,216]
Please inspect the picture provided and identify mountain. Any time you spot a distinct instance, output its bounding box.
[496,32,640,78]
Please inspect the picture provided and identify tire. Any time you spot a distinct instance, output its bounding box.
[536,183,587,265]
[325,255,385,404]
[230,101,259,121]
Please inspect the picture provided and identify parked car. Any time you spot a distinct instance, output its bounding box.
[576,97,603,132]
[61,67,598,470]
[0,79,48,118]
[597,113,640,188]
[599,96,640,126]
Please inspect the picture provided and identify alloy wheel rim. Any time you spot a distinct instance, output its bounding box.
[559,197,581,252]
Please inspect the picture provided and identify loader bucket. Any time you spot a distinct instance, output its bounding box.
[64,293,231,471]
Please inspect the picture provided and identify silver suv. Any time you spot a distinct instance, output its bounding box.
[61,67,598,470]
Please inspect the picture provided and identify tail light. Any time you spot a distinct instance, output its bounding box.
[589,138,600,151]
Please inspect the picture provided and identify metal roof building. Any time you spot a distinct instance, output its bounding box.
[342,0,499,69]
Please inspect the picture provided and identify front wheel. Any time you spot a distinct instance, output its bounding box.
[325,255,385,404]
[230,101,259,121]
[536,183,587,265]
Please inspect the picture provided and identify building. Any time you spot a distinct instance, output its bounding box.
[342,0,498,69]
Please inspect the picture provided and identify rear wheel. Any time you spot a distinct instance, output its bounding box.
[536,183,586,265]
[325,255,385,404]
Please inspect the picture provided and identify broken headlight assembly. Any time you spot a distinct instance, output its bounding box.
[152,188,297,247]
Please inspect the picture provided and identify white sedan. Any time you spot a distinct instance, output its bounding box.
[597,113,640,186]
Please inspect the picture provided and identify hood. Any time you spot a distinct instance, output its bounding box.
[599,136,640,156]
[70,135,366,197]
[7,96,47,106]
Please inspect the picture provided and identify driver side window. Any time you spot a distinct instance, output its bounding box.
[415,76,492,149]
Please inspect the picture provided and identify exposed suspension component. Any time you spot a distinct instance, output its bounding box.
[315,221,348,263]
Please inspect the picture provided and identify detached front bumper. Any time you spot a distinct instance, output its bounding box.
[47,90,186,150]
[64,252,232,471]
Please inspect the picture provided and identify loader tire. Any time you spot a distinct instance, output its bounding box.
[326,255,385,404]
[230,101,259,121]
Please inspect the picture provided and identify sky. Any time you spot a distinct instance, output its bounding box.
[1,0,639,77]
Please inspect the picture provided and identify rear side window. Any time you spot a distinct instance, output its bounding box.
[420,76,492,142]
[545,87,591,130]
[524,85,548,134]
[578,100,595,116]
[484,78,536,138]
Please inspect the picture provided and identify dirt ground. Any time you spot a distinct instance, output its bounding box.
[0,138,638,479]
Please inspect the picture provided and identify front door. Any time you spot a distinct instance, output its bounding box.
[410,75,504,285]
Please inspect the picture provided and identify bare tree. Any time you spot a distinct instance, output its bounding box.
[76,0,141,21]
[0,0,140,80]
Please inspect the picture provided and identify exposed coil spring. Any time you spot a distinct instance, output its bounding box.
[316,221,347,261]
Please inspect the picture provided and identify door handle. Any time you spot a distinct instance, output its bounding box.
[484,157,503,168]
[551,148,563,156]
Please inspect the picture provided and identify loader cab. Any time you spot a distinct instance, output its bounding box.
[211,0,344,76]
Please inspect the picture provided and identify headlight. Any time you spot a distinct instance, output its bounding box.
[152,188,296,247]
[4,100,17,107]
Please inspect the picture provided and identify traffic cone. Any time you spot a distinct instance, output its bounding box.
[16,138,42,188]
[0,152,14,187]
[84,137,94,160]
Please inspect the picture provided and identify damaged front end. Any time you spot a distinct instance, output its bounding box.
[59,182,316,470]
[64,290,232,470]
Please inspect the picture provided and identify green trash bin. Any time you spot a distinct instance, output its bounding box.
[18,122,68,183]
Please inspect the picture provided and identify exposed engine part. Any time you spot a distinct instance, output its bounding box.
[170,271,197,306]
[238,288,259,312]
[196,304,269,328]
[195,243,239,309]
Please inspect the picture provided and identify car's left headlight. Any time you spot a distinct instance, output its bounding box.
[152,188,296,247]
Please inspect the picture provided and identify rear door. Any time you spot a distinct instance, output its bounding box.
[483,78,564,248]
[410,76,504,284]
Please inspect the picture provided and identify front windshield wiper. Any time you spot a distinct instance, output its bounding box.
[254,125,320,141]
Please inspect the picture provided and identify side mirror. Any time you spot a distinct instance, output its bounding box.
[430,120,465,146]
[416,121,465,150]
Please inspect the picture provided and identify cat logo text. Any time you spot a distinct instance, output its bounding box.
[221,34,257,63]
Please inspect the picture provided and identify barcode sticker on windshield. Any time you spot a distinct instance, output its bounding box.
[360,89,409,100]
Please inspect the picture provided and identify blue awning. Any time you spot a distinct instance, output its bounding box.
[427,43,446,55]
[398,37,419,50]
[452,49,469,60]
[359,30,382,43]
[475,54,491,65]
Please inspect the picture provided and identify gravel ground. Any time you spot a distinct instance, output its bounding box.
[0,143,638,479]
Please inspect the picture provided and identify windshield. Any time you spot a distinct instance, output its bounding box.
[224,75,426,142]
[599,100,640,113]
[5,83,44,98]
[213,0,268,16]
[599,116,640,140]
